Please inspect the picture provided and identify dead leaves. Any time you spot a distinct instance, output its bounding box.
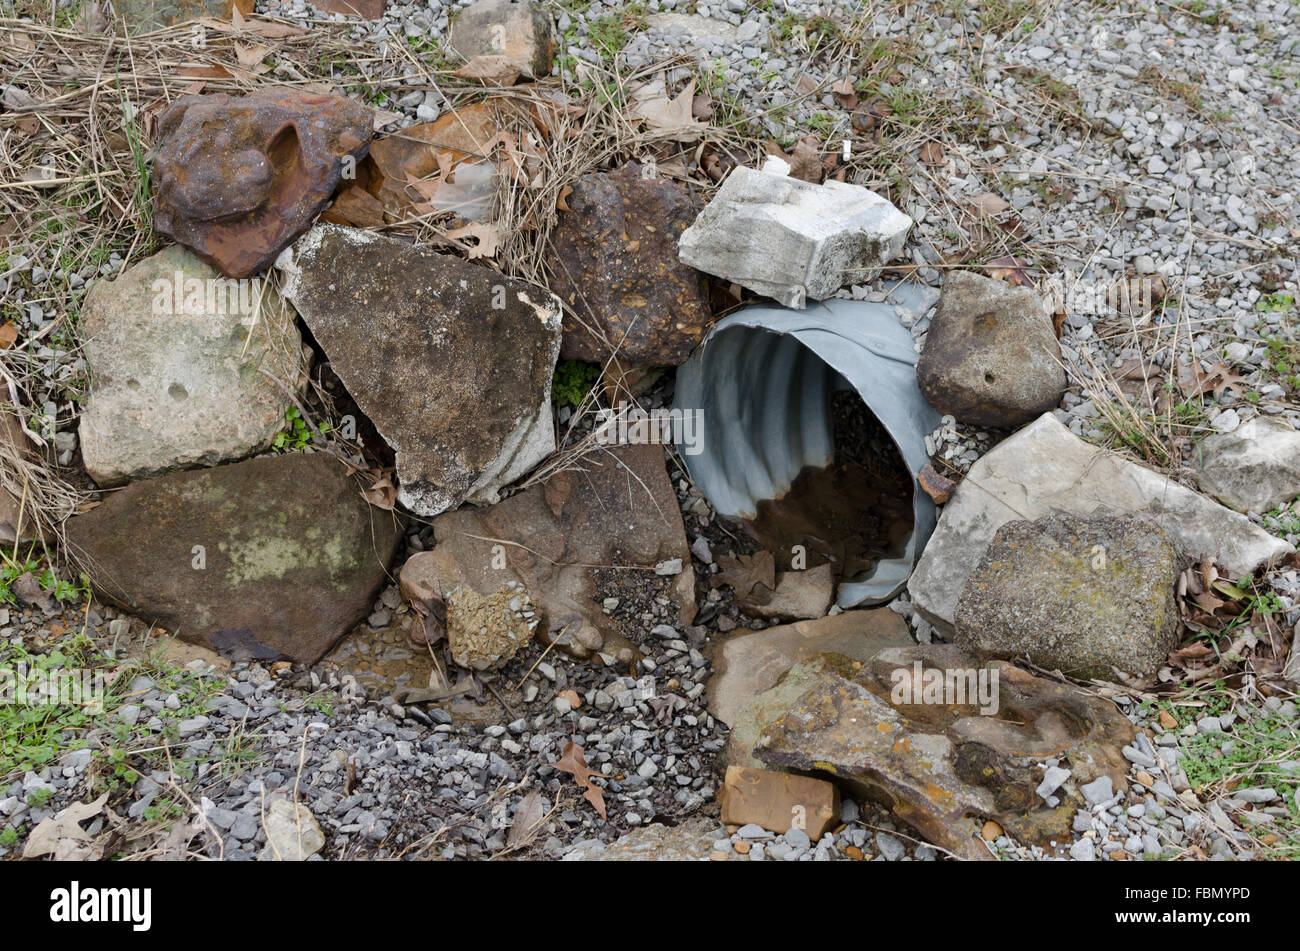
[830,77,858,109]
[716,551,776,605]
[360,468,397,510]
[1187,361,1252,401]
[763,136,826,184]
[967,192,1011,217]
[506,790,549,849]
[232,42,273,75]
[918,141,946,166]
[849,97,892,134]
[23,793,109,860]
[550,741,608,820]
[226,6,308,38]
[701,142,751,183]
[444,221,503,260]
[1162,556,1292,692]
[452,55,525,87]
[629,75,707,143]
[984,255,1036,287]
[350,99,545,233]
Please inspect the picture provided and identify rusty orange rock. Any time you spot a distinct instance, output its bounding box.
[153,88,373,278]
[719,765,840,839]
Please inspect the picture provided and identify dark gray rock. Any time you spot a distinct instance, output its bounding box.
[277,224,562,516]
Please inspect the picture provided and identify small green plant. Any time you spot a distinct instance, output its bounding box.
[0,554,81,605]
[305,691,336,718]
[1261,335,1300,391]
[119,88,153,233]
[1159,695,1300,858]
[587,14,630,59]
[271,406,322,452]
[978,0,1044,35]
[551,360,601,408]
[1264,505,1300,534]
[26,786,53,808]
[1256,292,1295,312]
[0,826,18,847]
[405,35,454,71]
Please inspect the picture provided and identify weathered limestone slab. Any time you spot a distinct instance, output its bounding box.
[677,165,911,308]
[908,414,1293,634]
[78,244,306,487]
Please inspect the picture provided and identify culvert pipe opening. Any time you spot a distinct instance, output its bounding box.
[672,297,941,607]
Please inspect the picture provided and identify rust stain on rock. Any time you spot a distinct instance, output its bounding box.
[754,645,1135,860]
[153,88,373,278]
[551,162,714,366]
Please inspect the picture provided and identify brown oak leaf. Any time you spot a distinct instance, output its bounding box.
[550,742,609,820]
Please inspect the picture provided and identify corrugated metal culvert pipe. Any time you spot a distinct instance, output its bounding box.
[673,292,940,607]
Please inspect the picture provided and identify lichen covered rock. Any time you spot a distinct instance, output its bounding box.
[446,581,539,670]
[754,647,1135,860]
[954,513,1182,681]
[65,452,402,665]
[277,224,562,516]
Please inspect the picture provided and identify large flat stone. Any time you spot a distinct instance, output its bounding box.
[708,609,912,768]
[677,165,911,308]
[277,224,562,516]
[399,444,694,662]
[908,413,1293,634]
[78,244,306,487]
[65,453,402,665]
[754,647,1136,859]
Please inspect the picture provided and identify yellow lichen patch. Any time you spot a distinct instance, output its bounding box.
[924,782,954,805]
